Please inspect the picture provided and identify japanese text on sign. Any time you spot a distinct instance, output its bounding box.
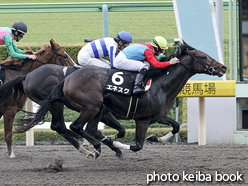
[179,83,216,96]
[177,80,235,97]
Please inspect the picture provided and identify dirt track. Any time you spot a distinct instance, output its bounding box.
[0,144,247,185]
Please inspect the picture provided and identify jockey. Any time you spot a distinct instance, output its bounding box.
[77,31,132,68]
[0,21,36,60]
[113,36,180,94]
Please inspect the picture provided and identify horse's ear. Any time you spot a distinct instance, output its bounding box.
[179,39,188,52]
[50,39,55,48]
[180,40,196,51]
[179,38,185,46]
[182,39,189,46]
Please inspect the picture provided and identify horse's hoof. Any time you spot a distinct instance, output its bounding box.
[79,145,94,158]
[115,152,123,160]
[79,138,90,150]
[86,152,95,159]
[94,147,101,159]
[83,145,90,150]
[9,155,16,159]
[146,134,159,142]
[9,151,16,159]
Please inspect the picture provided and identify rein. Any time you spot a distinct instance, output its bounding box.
[180,50,216,75]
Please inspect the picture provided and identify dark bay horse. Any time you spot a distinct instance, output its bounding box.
[0,39,75,158]
[15,41,227,158]
[0,64,125,159]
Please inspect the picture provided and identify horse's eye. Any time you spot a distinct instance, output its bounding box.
[202,56,207,59]
[63,55,68,58]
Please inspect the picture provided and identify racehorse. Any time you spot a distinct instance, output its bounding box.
[14,41,227,158]
[0,39,75,158]
[0,64,125,159]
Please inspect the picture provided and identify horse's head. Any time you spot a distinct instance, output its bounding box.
[36,39,75,66]
[179,41,226,77]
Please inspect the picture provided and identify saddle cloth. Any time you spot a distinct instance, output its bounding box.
[105,69,152,96]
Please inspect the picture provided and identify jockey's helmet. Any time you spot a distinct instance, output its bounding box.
[115,31,132,44]
[11,21,27,35]
[151,36,168,52]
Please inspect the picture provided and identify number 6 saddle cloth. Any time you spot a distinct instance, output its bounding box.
[104,69,153,119]
[104,69,152,96]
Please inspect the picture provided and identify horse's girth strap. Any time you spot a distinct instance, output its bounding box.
[126,96,139,119]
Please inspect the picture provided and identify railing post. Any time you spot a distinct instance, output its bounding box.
[99,4,111,37]
[26,99,34,146]
[175,98,180,142]
[198,97,206,145]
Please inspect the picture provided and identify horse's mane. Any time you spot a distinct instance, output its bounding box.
[0,43,51,67]
[35,43,51,56]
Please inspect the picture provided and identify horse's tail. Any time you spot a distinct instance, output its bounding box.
[0,75,26,108]
[14,80,66,133]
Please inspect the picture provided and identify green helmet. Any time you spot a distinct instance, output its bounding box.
[151,36,168,50]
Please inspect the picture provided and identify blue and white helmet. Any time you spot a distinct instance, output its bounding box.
[115,31,132,44]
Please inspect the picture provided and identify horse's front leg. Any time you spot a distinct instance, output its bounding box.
[113,120,150,152]
[100,106,126,139]
[3,107,18,158]
[146,116,180,143]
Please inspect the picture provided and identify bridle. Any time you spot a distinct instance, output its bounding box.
[180,50,216,75]
[36,47,69,66]
[52,47,69,66]
[154,48,216,96]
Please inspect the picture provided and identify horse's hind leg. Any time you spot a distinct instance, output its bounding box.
[70,111,102,159]
[4,108,18,158]
[86,108,123,160]
[63,78,103,159]
[50,101,94,158]
[146,116,180,143]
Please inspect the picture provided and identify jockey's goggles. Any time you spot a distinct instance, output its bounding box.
[160,49,165,54]
[123,43,129,48]
[18,32,24,38]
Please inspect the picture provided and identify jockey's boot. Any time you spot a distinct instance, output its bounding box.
[133,68,148,95]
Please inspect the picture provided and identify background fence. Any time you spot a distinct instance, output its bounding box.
[0,1,231,128]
